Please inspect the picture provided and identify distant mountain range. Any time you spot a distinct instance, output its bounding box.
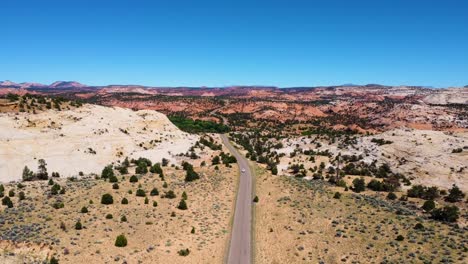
[0,80,86,89]
[0,80,466,90]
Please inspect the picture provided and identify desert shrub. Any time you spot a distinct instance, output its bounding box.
[101,165,114,179]
[153,201,158,207]
[212,156,220,165]
[395,235,404,241]
[191,227,195,234]
[81,206,88,213]
[414,223,425,230]
[52,202,64,209]
[336,179,347,188]
[184,169,200,182]
[253,196,259,203]
[387,192,397,200]
[164,190,176,199]
[75,221,82,230]
[163,182,168,188]
[51,184,61,195]
[120,215,127,222]
[101,194,114,205]
[121,198,129,204]
[49,256,59,264]
[135,161,148,174]
[422,200,435,212]
[109,175,118,183]
[431,206,460,222]
[352,178,366,193]
[182,191,188,200]
[333,192,341,199]
[150,163,163,174]
[18,191,25,200]
[22,166,34,181]
[112,183,119,190]
[106,214,113,219]
[177,199,188,210]
[36,159,48,180]
[150,188,159,196]
[136,189,146,197]
[445,184,465,203]
[8,189,15,197]
[2,196,13,208]
[129,175,138,183]
[407,185,440,200]
[118,166,128,175]
[115,234,128,247]
[178,248,190,256]
[144,197,149,204]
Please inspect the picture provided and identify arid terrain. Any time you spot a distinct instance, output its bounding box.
[0,83,467,264]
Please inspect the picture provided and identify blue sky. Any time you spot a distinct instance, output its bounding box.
[1,0,467,87]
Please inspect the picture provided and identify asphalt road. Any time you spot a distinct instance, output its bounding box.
[221,134,252,264]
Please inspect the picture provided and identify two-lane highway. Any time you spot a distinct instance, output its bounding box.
[221,134,252,264]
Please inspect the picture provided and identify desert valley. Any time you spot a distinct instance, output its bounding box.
[0,81,466,263]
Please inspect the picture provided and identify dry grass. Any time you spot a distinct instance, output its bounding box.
[254,166,467,264]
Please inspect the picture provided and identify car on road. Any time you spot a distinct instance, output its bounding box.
[241,168,246,173]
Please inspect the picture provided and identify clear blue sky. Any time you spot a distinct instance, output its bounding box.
[1,0,467,87]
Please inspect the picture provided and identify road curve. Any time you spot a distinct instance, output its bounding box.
[221,134,252,264]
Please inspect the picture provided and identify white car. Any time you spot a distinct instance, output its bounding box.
[241,168,246,173]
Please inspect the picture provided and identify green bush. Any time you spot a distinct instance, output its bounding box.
[184,169,200,182]
[150,188,159,196]
[387,192,397,200]
[129,175,138,183]
[395,235,404,241]
[106,214,113,219]
[101,194,114,205]
[352,178,366,193]
[112,183,119,190]
[18,191,26,201]
[422,200,435,212]
[177,248,190,256]
[253,196,259,203]
[177,199,188,210]
[136,189,146,197]
[101,165,114,179]
[115,234,128,247]
[49,256,59,264]
[75,221,82,230]
[182,191,188,200]
[121,198,129,204]
[81,206,88,213]
[445,184,465,203]
[431,206,460,222]
[52,202,64,209]
[2,196,13,208]
[333,192,341,199]
[121,215,127,222]
[153,201,158,207]
[109,175,118,183]
[164,190,176,199]
[414,223,424,230]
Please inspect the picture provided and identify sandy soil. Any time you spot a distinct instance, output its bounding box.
[253,166,467,264]
[0,136,238,263]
